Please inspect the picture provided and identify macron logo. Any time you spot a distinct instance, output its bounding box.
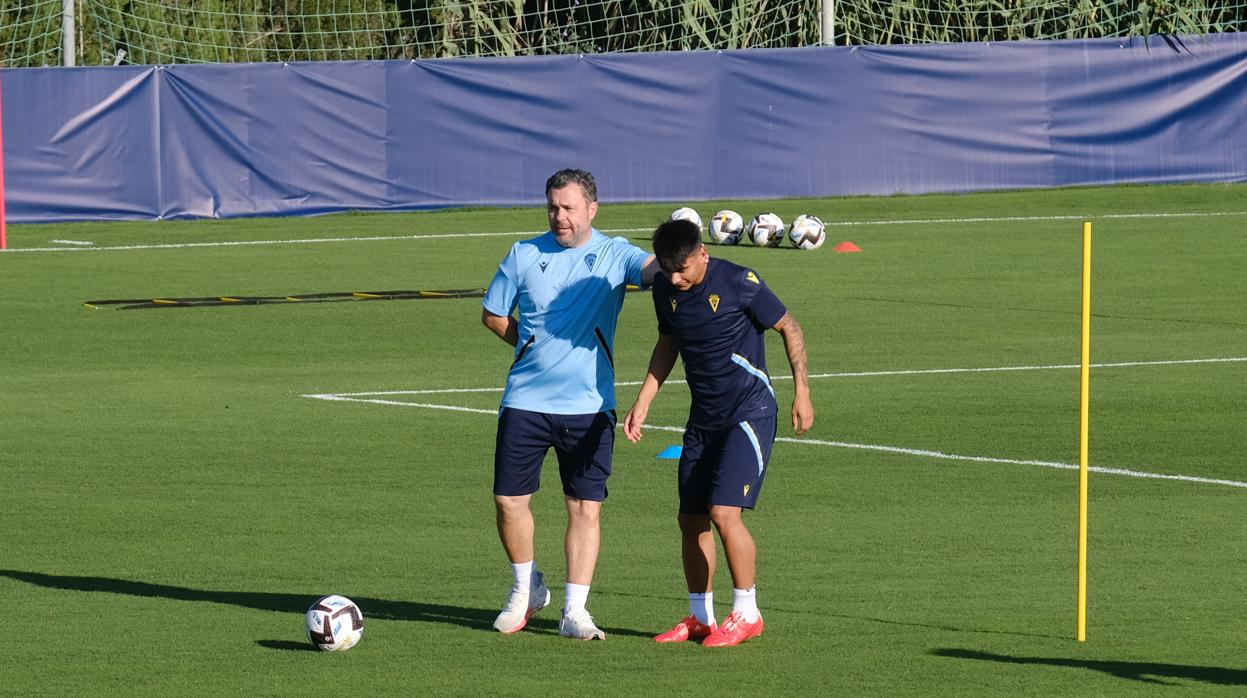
[539,261,548,273]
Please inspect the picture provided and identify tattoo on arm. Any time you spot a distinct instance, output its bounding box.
[778,314,810,390]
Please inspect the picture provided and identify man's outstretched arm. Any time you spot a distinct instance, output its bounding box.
[640,254,659,288]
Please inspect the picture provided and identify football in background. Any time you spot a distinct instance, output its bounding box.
[747,212,785,247]
[669,206,704,234]
[788,214,827,250]
[707,210,743,245]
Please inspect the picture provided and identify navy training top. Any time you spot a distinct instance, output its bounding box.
[651,257,788,430]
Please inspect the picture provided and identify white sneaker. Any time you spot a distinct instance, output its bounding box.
[493,571,551,634]
[558,607,606,640]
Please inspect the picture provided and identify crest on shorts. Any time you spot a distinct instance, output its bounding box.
[743,484,750,497]
[708,294,720,312]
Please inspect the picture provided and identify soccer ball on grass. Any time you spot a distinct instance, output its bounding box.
[306,595,364,652]
[669,207,703,234]
[707,210,743,245]
[788,214,827,250]
[747,212,785,247]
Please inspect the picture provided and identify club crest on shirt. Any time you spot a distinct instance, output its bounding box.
[669,299,677,312]
[745,271,760,285]
[708,294,720,312]
[584,253,597,271]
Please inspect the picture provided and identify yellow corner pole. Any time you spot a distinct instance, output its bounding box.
[1076,220,1092,642]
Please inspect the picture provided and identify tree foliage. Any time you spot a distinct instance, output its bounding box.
[1,0,1243,67]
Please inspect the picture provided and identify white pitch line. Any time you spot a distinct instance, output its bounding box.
[300,395,1247,490]
[303,393,496,414]
[50,239,95,246]
[637,424,1247,489]
[302,355,1247,490]
[6,209,1247,254]
[824,210,1247,227]
[3,229,546,254]
[799,356,1247,380]
[326,387,505,396]
[774,436,1247,489]
[318,356,1247,397]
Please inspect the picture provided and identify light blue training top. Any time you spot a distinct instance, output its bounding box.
[483,228,650,415]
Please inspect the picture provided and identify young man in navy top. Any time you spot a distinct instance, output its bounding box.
[624,218,813,647]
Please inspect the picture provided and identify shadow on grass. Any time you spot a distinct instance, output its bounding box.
[1,569,649,640]
[836,613,1061,640]
[257,640,319,652]
[603,589,1062,640]
[932,648,1247,687]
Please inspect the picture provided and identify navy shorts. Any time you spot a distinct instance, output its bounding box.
[678,415,776,514]
[494,407,616,501]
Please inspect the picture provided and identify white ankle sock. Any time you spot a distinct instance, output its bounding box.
[511,560,534,592]
[564,583,590,613]
[689,592,715,626]
[733,587,759,623]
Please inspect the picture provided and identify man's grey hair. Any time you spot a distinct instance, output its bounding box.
[545,169,597,203]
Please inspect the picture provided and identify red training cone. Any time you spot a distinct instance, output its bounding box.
[833,241,861,253]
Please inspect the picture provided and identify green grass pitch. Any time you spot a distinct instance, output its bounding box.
[1,183,1244,695]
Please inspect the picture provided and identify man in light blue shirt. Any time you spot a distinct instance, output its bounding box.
[482,169,657,640]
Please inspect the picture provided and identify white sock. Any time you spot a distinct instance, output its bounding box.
[564,583,590,613]
[689,592,715,626]
[733,587,759,623]
[511,560,534,593]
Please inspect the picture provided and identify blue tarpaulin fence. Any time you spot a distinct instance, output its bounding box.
[2,33,1245,223]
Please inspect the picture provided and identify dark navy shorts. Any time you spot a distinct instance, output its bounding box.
[678,415,776,514]
[494,407,616,501]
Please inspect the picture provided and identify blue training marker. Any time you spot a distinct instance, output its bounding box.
[657,445,683,459]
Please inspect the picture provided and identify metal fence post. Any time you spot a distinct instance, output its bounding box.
[63,0,77,66]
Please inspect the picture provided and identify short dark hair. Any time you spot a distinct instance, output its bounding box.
[545,169,597,203]
[652,218,703,274]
